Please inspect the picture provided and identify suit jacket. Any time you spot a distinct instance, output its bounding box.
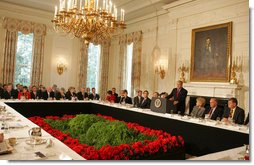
[42,91,55,100]
[88,93,100,100]
[222,106,245,125]
[140,98,151,109]
[166,87,188,114]
[191,106,205,118]
[77,92,88,100]
[12,89,19,99]
[205,106,223,120]
[113,93,118,98]
[30,91,42,99]
[55,92,66,100]
[133,96,144,108]
[65,91,77,100]
[0,88,4,98]
[117,96,133,104]
[3,90,17,99]
[244,113,249,125]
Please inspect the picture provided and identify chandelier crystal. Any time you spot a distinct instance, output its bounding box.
[52,0,126,44]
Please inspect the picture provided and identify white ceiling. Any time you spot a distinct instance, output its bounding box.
[1,0,178,21]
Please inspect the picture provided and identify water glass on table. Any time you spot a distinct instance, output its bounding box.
[170,110,174,117]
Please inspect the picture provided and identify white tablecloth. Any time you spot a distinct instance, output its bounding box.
[0,102,84,160]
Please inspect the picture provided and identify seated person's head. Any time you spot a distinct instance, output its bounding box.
[196,97,206,108]
[123,89,128,97]
[153,92,159,98]
[107,90,112,96]
[22,86,28,93]
[136,90,142,96]
[228,97,238,109]
[210,98,218,108]
[143,90,149,98]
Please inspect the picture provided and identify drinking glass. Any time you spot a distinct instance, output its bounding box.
[170,110,174,117]
[3,121,9,133]
[177,111,181,116]
[216,117,220,122]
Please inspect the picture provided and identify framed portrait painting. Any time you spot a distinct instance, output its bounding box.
[190,22,232,82]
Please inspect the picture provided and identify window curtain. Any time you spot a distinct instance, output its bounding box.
[99,41,111,100]
[2,17,46,85]
[2,18,18,84]
[77,40,88,89]
[118,31,143,94]
[117,35,127,92]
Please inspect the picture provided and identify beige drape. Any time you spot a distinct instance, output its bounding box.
[31,24,46,86]
[117,31,143,95]
[2,30,18,84]
[77,40,89,89]
[2,17,46,85]
[117,35,127,92]
[99,41,111,100]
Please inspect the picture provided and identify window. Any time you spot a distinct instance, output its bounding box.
[14,32,34,86]
[126,43,133,97]
[86,43,101,90]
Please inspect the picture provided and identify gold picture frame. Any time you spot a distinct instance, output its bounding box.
[190,22,232,82]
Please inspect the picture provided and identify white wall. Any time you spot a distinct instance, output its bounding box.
[0,2,81,90]
[108,0,249,113]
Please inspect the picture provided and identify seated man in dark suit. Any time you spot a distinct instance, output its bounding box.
[221,98,245,125]
[42,87,55,100]
[244,113,249,126]
[77,87,88,100]
[30,86,42,99]
[0,83,4,99]
[112,87,118,98]
[3,84,17,99]
[206,98,223,120]
[166,80,188,115]
[88,87,100,100]
[133,90,143,108]
[116,89,132,104]
[140,90,151,109]
[65,87,77,100]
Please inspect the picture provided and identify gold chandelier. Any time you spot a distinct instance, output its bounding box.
[52,0,126,44]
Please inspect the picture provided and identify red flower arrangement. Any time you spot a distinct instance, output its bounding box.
[29,114,184,160]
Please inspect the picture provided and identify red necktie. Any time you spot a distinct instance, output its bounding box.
[176,89,180,97]
[208,108,213,116]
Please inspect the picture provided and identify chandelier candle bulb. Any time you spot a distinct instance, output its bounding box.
[109,1,112,14]
[54,6,58,16]
[103,0,105,10]
[67,0,71,11]
[96,0,99,10]
[80,0,83,10]
[123,9,125,22]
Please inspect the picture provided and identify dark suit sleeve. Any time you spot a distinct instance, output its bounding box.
[166,89,175,99]
[77,92,82,100]
[244,113,249,125]
[236,108,245,125]
[176,89,187,103]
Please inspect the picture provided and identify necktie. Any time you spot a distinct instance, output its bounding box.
[208,108,213,116]
[229,109,233,118]
[176,89,180,97]
[141,98,146,105]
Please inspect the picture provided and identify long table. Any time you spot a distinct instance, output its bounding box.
[2,100,249,157]
[0,101,85,160]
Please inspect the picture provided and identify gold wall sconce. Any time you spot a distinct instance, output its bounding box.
[178,62,189,83]
[155,65,166,79]
[57,59,67,75]
[155,59,167,79]
[230,56,242,84]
